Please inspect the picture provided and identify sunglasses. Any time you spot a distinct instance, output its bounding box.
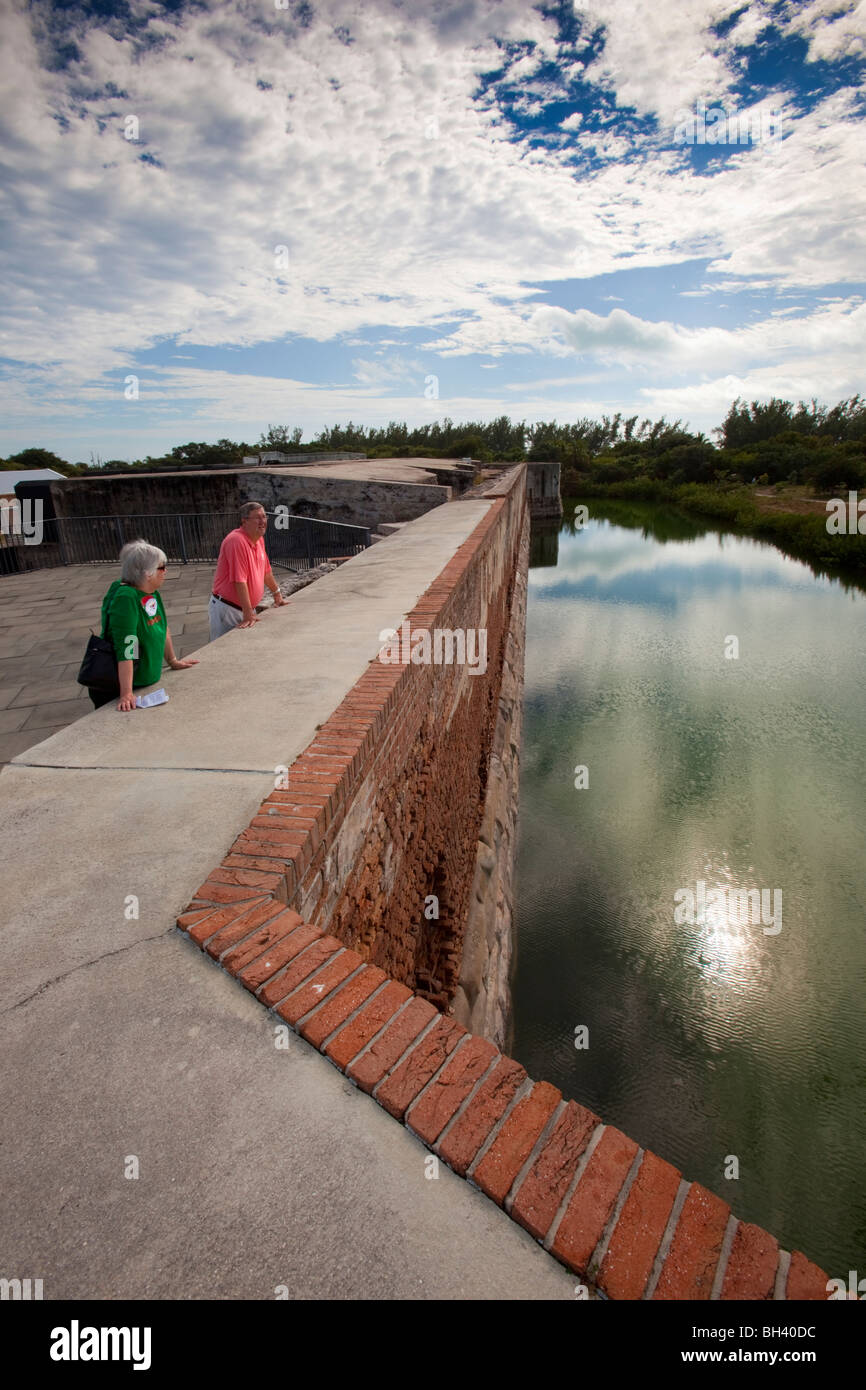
[156,564,166,571]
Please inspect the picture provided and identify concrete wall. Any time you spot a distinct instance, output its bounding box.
[239,470,449,529]
[51,470,241,518]
[50,468,450,530]
[527,460,562,518]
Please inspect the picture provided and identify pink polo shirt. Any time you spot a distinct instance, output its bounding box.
[213,527,269,608]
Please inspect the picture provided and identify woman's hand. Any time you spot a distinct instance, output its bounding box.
[169,658,199,670]
[117,693,137,711]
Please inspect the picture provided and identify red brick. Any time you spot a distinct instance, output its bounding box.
[721,1222,779,1301]
[263,794,329,828]
[325,980,413,1071]
[375,1018,467,1120]
[221,909,305,976]
[653,1183,730,1300]
[471,1080,561,1207]
[307,742,364,770]
[511,1100,600,1241]
[239,922,320,993]
[346,996,437,1094]
[238,824,309,847]
[177,907,217,932]
[247,820,319,856]
[291,755,350,777]
[551,1127,640,1276]
[186,895,271,947]
[205,899,287,960]
[281,778,343,803]
[276,949,363,1026]
[255,811,322,851]
[786,1250,831,1301]
[299,965,388,1049]
[230,834,309,873]
[257,935,343,1007]
[222,852,299,877]
[203,866,284,892]
[189,880,273,905]
[406,1036,499,1145]
[598,1150,682,1300]
[319,717,372,735]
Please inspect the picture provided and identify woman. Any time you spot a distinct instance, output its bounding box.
[90,538,198,710]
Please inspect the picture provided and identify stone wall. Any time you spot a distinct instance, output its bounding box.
[50,468,450,531]
[239,470,449,529]
[51,470,241,518]
[527,460,563,518]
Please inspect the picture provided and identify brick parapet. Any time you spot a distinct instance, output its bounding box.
[175,465,829,1299]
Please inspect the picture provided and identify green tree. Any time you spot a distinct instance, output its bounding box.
[257,424,303,450]
[3,446,72,474]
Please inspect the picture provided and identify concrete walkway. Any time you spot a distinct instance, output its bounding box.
[0,506,575,1300]
[0,563,213,767]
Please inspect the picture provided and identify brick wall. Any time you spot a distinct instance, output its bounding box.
[202,467,525,1009]
[174,464,830,1299]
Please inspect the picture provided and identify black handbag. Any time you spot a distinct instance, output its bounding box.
[77,631,121,692]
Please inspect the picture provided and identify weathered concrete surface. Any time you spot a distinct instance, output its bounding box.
[526,461,562,518]
[0,497,575,1300]
[51,458,470,529]
[251,457,474,486]
[241,468,449,529]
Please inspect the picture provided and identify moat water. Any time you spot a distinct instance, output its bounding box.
[512,499,866,1277]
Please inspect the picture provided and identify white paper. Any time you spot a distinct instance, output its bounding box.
[135,689,169,708]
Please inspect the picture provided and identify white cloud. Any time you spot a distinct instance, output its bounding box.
[0,0,864,453]
[783,1,866,61]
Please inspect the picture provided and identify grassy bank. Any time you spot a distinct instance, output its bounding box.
[562,475,866,579]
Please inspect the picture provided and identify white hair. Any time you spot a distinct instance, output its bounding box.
[120,538,167,586]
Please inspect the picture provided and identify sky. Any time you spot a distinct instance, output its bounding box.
[0,0,864,464]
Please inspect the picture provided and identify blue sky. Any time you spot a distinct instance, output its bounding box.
[1,0,864,462]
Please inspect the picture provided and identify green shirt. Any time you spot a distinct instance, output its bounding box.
[100,580,167,687]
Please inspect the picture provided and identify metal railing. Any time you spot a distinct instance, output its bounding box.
[0,510,371,574]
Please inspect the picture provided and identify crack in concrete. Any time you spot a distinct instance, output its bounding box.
[1,928,176,1016]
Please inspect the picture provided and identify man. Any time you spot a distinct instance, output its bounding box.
[209,501,289,641]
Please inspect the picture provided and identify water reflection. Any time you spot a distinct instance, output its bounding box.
[514,501,866,1277]
[530,522,559,568]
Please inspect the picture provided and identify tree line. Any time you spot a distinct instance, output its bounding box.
[3,395,865,493]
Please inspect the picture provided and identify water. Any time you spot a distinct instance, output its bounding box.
[513,500,866,1277]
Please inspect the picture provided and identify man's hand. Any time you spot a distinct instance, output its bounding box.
[239,607,260,628]
[117,693,137,711]
[272,593,290,608]
[169,657,200,669]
